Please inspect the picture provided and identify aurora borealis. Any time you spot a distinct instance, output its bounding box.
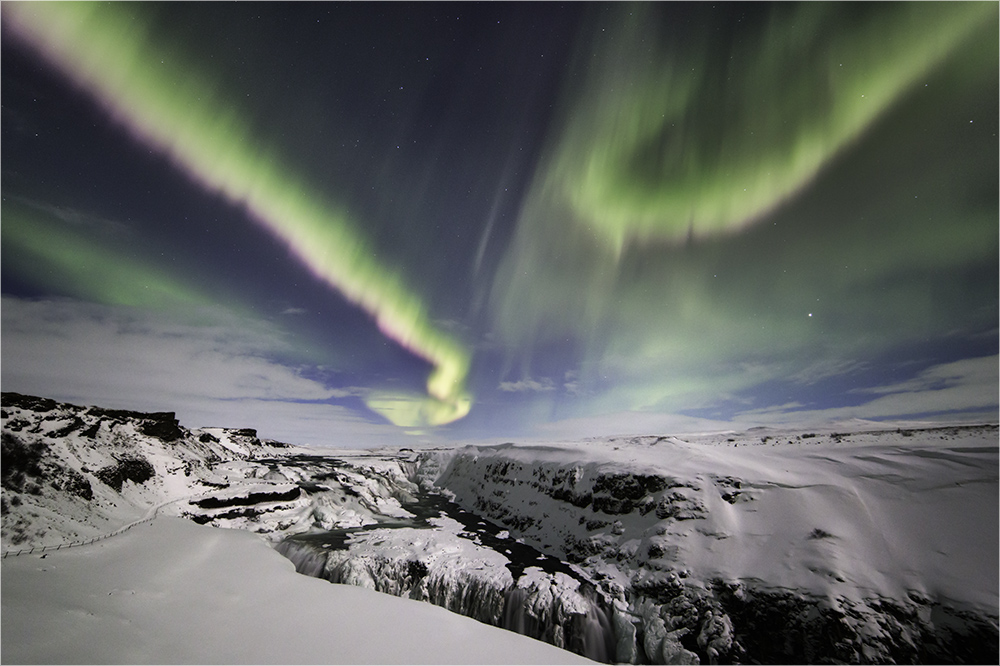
[3,3,997,445]
[544,2,994,249]
[4,1,470,428]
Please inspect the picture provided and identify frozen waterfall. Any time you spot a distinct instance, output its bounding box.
[275,535,618,663]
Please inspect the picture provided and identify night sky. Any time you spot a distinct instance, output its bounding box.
[3,2,997,446]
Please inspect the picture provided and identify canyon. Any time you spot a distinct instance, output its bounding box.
[2,392,997,664]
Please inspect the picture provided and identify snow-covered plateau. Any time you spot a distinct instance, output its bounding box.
[2,391,997,664]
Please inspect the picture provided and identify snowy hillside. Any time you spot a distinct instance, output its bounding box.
[1,391,299,549]
[431,426,999,608]
[2,393,998,664]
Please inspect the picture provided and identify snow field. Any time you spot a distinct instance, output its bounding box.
[1,516,593,664]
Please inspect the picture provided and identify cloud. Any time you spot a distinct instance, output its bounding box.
[1,297,328,402]
[280,307,308,316]
[0,296,430,446]
[846,355,999,418]
[561,370,585,396]
[498,377,556,393]
[10,195,131,236]
[790,359,870,386]
[171,397,434,448]
[530,410,737,441]
[328,386,371,399]
[734,355,999,426]
[853,356,997,398]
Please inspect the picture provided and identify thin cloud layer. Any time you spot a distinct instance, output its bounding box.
[0,297,414,445]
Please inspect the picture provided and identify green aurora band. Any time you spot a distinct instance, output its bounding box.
[5,2,471,427]
[490,2,998,420]
[2,200,211,310]
[548,2,996,253]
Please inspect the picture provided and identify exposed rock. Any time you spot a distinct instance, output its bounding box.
[654,492,707,521]
[2,392,59,413]
[191,486,301,509]
[94,456,156,492]
[2,432,93,500]
[711,580,1000,665]
[49,416,86,438]
[1,432,47,486]
[592,473,669,515]
[136,413,185,442]
[48,466,93,501]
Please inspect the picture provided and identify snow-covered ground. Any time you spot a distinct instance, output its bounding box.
[1,516,590,664]
[3,394,997,663]
[431,425,999,612]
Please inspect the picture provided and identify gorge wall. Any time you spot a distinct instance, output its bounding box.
[414,435,999,664]
[3,393,997,664]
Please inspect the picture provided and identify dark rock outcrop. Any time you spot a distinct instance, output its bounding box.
[2,432,93,500]
[136,413,185,442]
[94,456,156,492]
[192,486,301,509]
[1,393,60,413]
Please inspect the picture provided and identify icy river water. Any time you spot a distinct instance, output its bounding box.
[282,489,581,581]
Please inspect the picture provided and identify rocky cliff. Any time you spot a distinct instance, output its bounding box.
[419,430,999,663]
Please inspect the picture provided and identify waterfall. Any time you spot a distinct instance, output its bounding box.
[274,539,327,578]
[577,602,616,664]
[275,537,618,663]
[502,579,616,663]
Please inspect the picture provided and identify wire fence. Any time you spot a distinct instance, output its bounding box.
[1,515,157,558]
[1,493,211,559]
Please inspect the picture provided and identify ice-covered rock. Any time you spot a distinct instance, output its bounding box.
[277,525,617,662]
[612,602,640,664]
[502,568,615,662]
[696,610,732,665]
[419,427,999,663]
